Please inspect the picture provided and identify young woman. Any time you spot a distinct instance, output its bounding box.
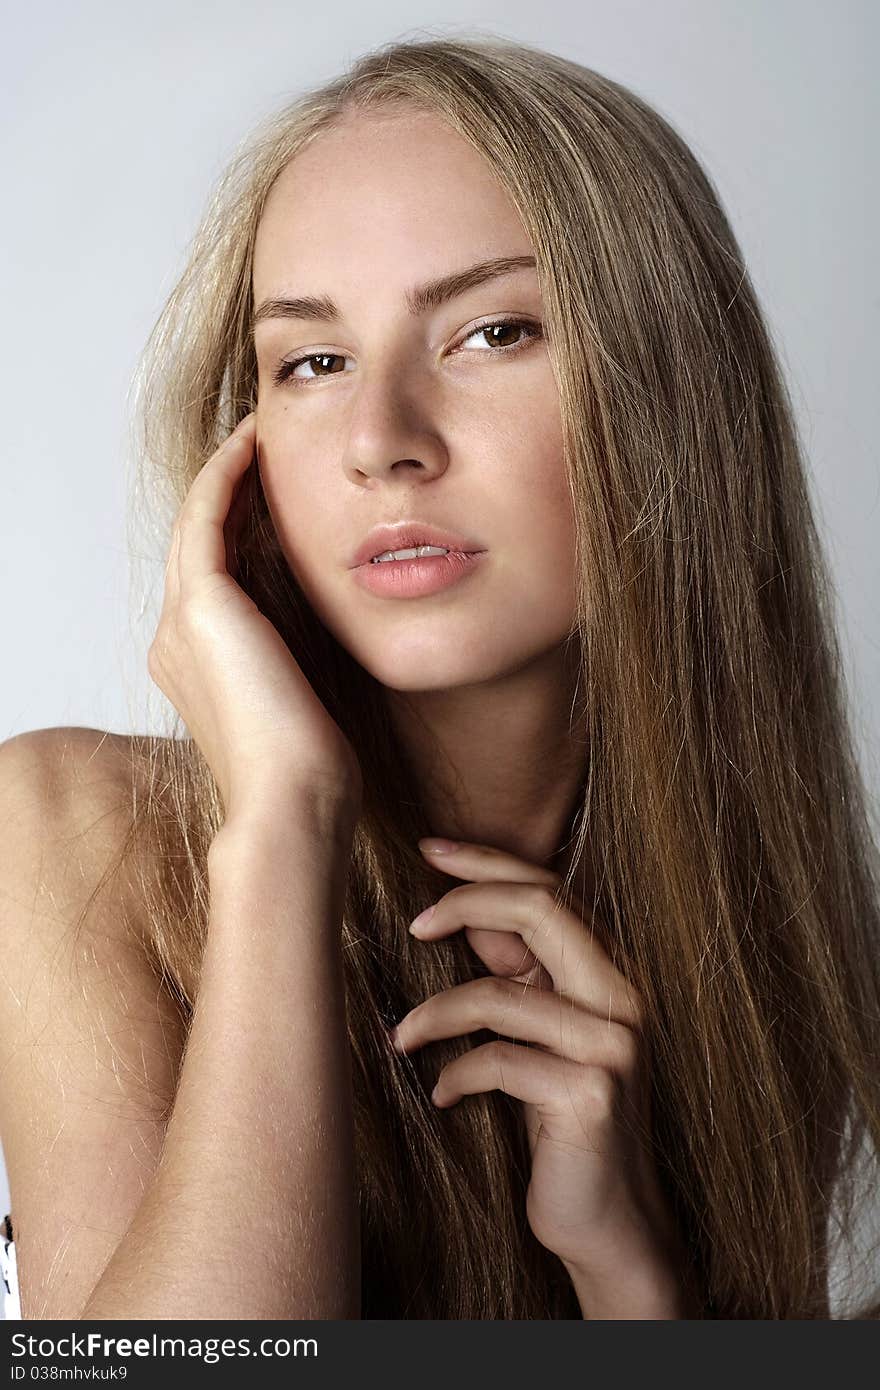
[2,34,879,1321]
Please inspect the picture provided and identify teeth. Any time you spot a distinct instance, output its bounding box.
[371,545,451,563]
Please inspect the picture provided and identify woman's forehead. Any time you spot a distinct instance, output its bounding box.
[253,129,530,310]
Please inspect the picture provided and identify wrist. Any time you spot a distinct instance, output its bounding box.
[563,1247,700,1321]
[210,787,358,869]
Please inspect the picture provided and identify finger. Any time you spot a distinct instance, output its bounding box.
[412,881,641,1026]
[431,1039,619,1133]
[223,448,257,580]
[177,414,258,588]
[417,839,565,984]
[392,975,638,1075]
[418,837,597,933]
[419,838,563,888]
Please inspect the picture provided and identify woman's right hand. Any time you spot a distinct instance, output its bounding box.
[147,413,363,824]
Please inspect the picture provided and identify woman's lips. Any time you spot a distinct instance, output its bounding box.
[351,548,487,599]
[349,524,485,569]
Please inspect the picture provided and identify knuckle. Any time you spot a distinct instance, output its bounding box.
[577,1065,618,1115]
[619,985,645,1032]
[148,626,175,665]
[474,976,517,1020]
[146,645,169,691]
[147,628,168,665]
[529,882,559,916]
[608,1022,640,1074]
[478,975,512,1004]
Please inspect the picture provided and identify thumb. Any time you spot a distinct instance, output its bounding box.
[464,924,555,990]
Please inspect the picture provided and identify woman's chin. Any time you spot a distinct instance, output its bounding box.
[367,665,486,694]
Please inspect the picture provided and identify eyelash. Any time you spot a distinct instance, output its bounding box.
[270,316,543,388]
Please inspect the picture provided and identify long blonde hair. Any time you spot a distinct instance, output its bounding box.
[95,34,880,1316]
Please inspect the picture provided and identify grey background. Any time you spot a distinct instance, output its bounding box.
[2,0,877,1315]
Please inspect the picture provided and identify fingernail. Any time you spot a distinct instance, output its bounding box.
[409,904,436,933]
[419,838,460,854]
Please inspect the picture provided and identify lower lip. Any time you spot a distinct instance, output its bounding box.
[352,549,487,598]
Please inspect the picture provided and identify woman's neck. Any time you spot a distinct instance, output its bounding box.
[385,639,594,888]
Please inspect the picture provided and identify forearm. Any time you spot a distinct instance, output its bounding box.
[81,798,360,1321]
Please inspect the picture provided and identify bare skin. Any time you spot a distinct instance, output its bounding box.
[245,110,702,1314]
[1,108,694,1324]
[251,107,593,888]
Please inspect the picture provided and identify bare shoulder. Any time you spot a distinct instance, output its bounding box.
[0,724,156,835]
[0,726,175,934]
[0,725,187,1319]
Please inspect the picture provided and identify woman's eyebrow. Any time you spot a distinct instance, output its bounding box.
[250,253,537,333]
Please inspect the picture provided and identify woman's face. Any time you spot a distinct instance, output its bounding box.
[252,108,577,692]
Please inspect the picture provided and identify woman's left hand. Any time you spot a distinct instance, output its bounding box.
[390,837,692,1317]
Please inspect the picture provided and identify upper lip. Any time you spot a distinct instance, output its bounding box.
[349,521,487,568]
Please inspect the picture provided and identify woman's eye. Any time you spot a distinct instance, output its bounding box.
[272,351,351,387]
[458,319,542,354]
[271,317,543,387]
